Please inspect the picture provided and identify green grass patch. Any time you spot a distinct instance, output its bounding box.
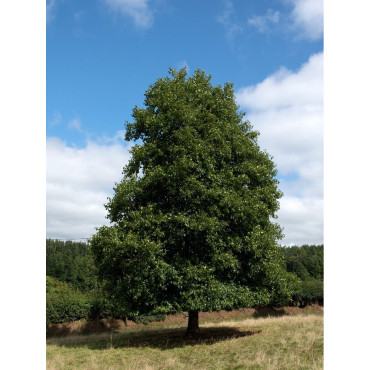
[47,314,323,369]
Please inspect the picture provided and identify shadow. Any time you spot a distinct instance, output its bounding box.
[46,318,126,337]
[47,326,262,350]
[253,307,288,318]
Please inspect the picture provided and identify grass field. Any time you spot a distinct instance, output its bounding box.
[47,311,323,369]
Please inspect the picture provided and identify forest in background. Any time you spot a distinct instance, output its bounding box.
[46,239,323,325]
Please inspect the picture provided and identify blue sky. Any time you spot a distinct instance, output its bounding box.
[46,0,323,245]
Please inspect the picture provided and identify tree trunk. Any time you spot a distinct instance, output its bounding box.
[186,310,200,337]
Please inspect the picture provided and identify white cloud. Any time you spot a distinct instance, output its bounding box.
[236,52,323,245]
[288,0,323,41]
[104,0,154,29]
[248,9,280,33]
[237,53,323,110]
[216,0,243,40]
[217,0,322,42]
[278,196,323,245]
[46,136,133,240]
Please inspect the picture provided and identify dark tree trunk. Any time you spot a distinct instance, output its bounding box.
[186,310,200,337]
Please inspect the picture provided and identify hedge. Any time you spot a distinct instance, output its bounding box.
[46,276,114,324]
[291,279,323,306]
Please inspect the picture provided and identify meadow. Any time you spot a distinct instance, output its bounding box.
[47,308,323,369]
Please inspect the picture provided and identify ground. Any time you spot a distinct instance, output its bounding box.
[47,306,323,369]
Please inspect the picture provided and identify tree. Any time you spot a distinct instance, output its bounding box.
[280,245,323,306]
[46,239,98,292]
[281,245,323,281]
[91,68,294,336]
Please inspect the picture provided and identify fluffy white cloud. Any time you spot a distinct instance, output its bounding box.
[288,0,323,41]
[46,136,133,240]
[236,52,323,245]
[278,196,323,245]
[237,53,322,111]
[104,0,153,29]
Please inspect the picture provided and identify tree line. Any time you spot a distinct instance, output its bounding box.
[46,239,323,324]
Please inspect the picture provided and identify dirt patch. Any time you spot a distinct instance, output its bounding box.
[46,305,323,337]
[200,308,256,321]
[161,305,323,324]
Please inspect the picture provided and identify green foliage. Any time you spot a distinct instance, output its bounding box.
[280,245,324,306]
[46,276,74,295]
[46,239,98,292]
[291,279,323,306]
[91,68,295,318]
[88,296,116,321]
[46,276,114,324]
[281,245,323,281]
[46,277,91,324]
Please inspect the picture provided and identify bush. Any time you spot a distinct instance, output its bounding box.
[46,276,116,324]
[291,279,323,306]
[46,291,92,324]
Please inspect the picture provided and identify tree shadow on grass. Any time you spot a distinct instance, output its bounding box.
[253,307,288,318]
[46,319,125,337]
[47,326,262,350]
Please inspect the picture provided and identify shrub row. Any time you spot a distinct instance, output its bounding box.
[47,284,323,325]
[46,276,113,324]
[47,277,169,325]
[291,279,323,306]
[46,295,169,325]
[46,292,115,325]
[47,273,323,325]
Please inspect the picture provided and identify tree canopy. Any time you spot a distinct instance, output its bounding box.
[90,68,295,335]
[282,245,323,281]
[46,239,98,292]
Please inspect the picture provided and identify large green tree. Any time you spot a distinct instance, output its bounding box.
[91,68,294,336]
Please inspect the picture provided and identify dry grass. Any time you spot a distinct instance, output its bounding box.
[47,305,323,337]
[47,312,323,369]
